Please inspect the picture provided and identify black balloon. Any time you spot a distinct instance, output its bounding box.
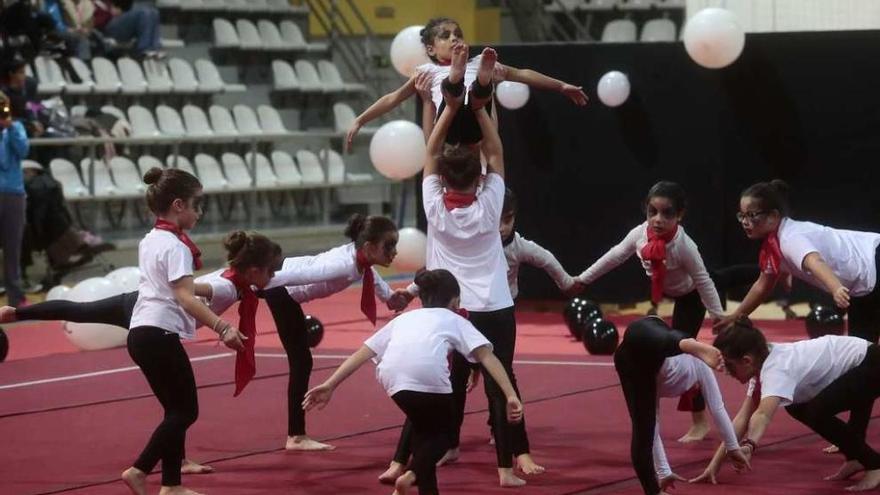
[583,318,619,355]
[564,298,602,341]
[304,315,324,348]
[805,305,845,339]
[0,327,7,362]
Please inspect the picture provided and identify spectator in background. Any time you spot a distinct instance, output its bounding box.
[0,55,43,138]
[0,90,30,308]
[95,0,162,58]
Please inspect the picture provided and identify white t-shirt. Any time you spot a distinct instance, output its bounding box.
[576,222,724,317]
[653,354,739,478]
[416,55,506,111]
[364,307,492,396]
[423,173,513,312]
[760,335,870,406]
[273,243,393,303]
[776,217,880,297]
[504,232,574,299]
[130,229,197,339]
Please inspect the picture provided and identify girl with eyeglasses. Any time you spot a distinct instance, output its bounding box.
[713,180,880,346]
[573,181,728,443]
[258,213,413,451]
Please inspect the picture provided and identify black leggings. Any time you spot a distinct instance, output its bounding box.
[16,291,138,328]
[786,344,880,470]
[127,326,199,486]
[393,306,527,469]
[847,247,880,344]
[263,287,312,436]
[615,317,688,495]
[392,391,453,495]
[436,90,494,145]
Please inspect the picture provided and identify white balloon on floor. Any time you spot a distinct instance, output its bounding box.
[597,71,631,107]
[496,81,530,110]
[392,228,427,272]
[683,8,745,69]
[63,277,128,351]
[390,25,430,77]
[106,266,141,292]
[369,120,427,180]
[46,285,71,301]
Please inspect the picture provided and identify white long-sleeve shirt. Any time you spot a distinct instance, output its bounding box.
[576,222,724,318]
[266,242,393,303]
[504,232,575,299]
[653,354,739,478]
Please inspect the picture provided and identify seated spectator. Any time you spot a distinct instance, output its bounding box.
[94,0,162,58]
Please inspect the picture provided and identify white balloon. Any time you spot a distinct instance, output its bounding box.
[106,266,141,292]
[392,228,427,272]
[496,81,530,110]
[369,120,427,180]
[46,285,71,301]
[64,277,128,351]
[597,71,631,107]
[390,25,431,77]
[683,8,745,69]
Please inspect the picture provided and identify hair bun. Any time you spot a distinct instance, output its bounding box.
[344,213,366,242]
[414,270,437,291]
[769,179,790,196]
[223,230,248,259]
[143,167,164,185]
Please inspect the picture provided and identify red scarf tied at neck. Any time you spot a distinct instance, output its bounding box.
[222,268,258,397]
[443,190,476,211]
[356,249,377,325]
[154,218,203,270]
[640,225,678,305]
[759,231,782,276]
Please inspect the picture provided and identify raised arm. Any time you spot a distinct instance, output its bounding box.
[346,78,418,151]
[423,92,461,177]
[474,106,503,178]
[413,70,437,143]
[501,64,588,106]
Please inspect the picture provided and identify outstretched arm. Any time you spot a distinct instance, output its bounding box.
[347,78,418,151]
[501,64,588,106]
[713,272,779,332]
[802,252,850,308]
[303,345,377,410]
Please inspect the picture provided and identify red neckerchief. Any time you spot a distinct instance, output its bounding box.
[759,230,782,275]
[444,190,477,211]
[456,308,469,319]
[437,59,451,66]
[222,268,258,397]
[154,218,203,270]
[640,224,678,304]
[356,249,377,325]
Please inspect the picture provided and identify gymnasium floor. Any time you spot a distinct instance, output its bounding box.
[1,287,875,495]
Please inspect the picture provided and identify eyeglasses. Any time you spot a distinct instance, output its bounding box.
[736,210,767,224]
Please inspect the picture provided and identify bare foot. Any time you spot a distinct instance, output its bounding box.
[379,461,406,485]
[846,468,880,491]
[824,444,841,454]
[436,447,459,467]
[476,47,497,87]
[0,306,16,323]
[393,470,416,495]
[826,460,865,481]
[499,467,526,488]
[680,338,722,370]
[180,459,213,475]
[158,486,205,495]
[285,435,335,451]
[448,44,468,84]
[677,416,710,443]
[516,453,545,475]
[121,467,147,495]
